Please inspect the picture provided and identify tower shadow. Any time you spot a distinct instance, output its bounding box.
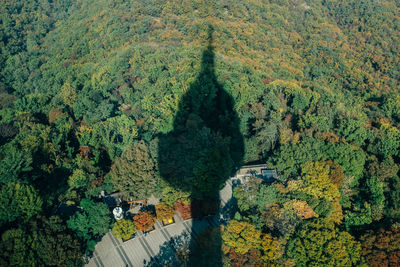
[157,25,244,266]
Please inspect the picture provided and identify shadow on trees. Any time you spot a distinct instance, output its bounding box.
[158,25,244,266]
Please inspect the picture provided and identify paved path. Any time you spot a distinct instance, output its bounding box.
[86,179,234,267]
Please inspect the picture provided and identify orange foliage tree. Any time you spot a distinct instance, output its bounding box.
[360,228,400,266]
[324,160,345,188]
[284,200,319,220]
[133,211,156,232]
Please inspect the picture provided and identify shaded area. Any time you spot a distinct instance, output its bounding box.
[158,25,244,266]
[145,232,190,266]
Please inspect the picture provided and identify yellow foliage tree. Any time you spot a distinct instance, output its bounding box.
[261,234,283,263]
[281,161,344,224]
[112,219,137,240]
[59,81,77,108]
[284,200,319,220]
[155,202,175,221]
[300,161,341,202]
[222,220,261,255]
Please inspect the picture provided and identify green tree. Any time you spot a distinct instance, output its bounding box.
[0,182,42,226]
[366,176,385,221]
[233,179,260,214]
[344,202,373,229]
[0,228,36,266]
[68,169,89,190]
[382,95,400,121]
[161,185,190,206]
[110,140,156,199]
[32,216,83,266]
[192,139,233,198]
[67,198,111,251]
[287,220,366,267]
[0,216,83,267]
[0,143,32,184]
[369,124,400,158]
[387,176,400,220]
[256,185,277,212]
[336,117,368,146]
[93,115,138,160]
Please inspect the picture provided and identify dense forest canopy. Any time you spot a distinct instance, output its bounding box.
[0,0,400,266]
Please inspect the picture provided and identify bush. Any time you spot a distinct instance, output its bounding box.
[112,219,137,240]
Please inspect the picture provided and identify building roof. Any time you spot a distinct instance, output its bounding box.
[234,164,277,181]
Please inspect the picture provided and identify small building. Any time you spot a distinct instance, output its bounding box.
[261,169,278,181]
[233,164,278,184]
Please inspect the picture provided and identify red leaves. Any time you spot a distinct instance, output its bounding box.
[174,201,192,220]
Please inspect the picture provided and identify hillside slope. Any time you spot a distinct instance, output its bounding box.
[1,0,400,266]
